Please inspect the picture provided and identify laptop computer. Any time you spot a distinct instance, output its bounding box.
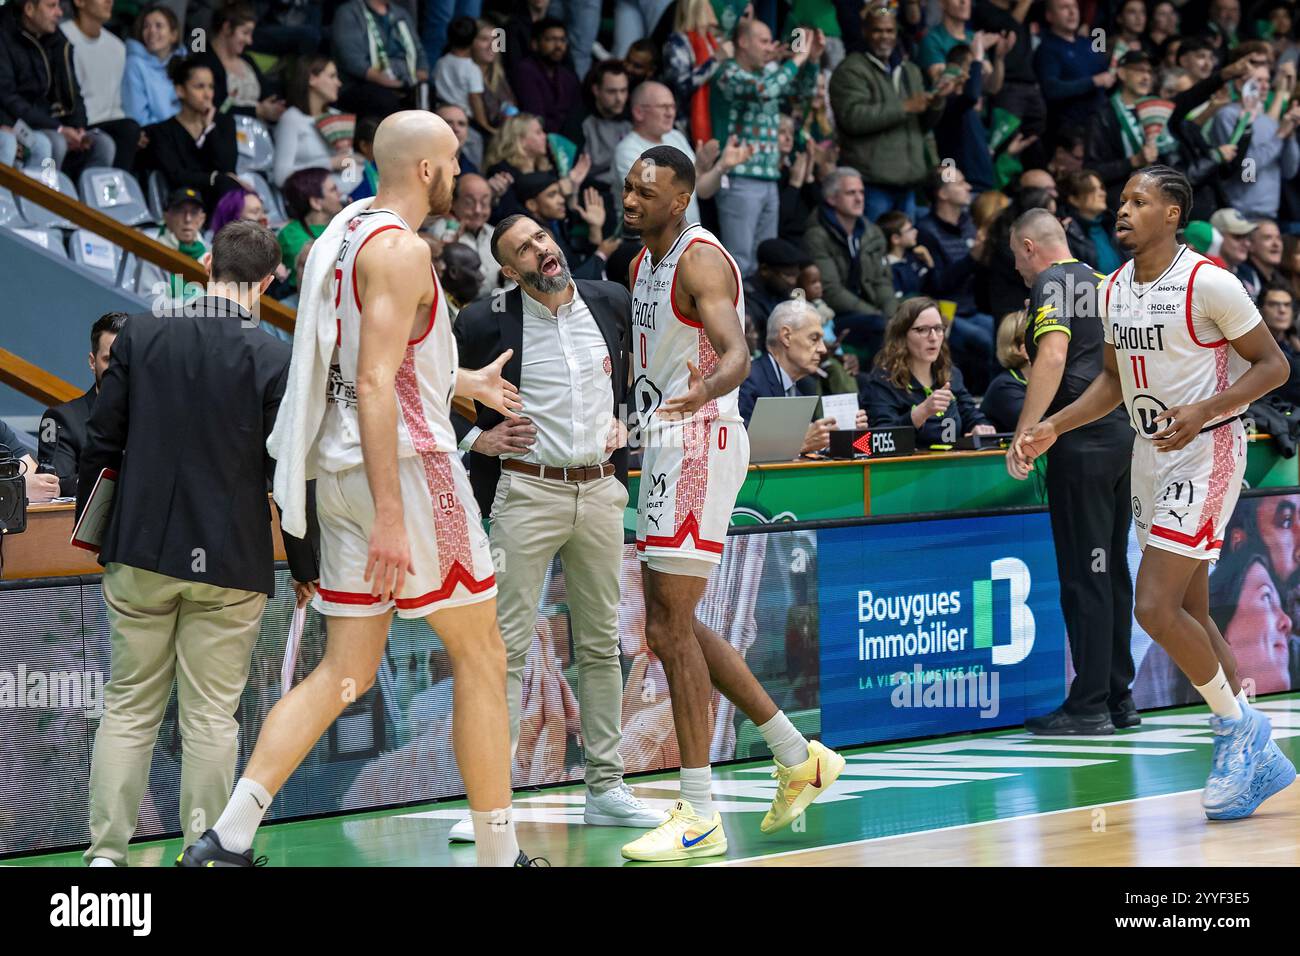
[746,395,821,463]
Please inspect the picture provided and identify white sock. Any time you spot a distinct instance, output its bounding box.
[758,711,811,768]
[212,777,272,854]
[679,764,715,818]
[1194,666,1243,720]
[1237,688,1251,708]
[88,858,116,867]
[470,807,520,867]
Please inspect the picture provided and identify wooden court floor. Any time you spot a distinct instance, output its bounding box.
[10,695,1300,868]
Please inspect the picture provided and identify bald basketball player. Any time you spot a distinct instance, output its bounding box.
[619,145,845,863]
[181,112,542,867]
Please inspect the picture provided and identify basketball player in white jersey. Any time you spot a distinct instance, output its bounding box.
[1017,167,1296,820]
[619,145,844,862]
[181,112,542,867]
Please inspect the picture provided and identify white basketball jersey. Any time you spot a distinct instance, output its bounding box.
[629,223,745,430]
[1103,245,1261,441]
[317,208,458,473]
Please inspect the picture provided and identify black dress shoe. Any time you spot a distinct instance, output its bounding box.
[515,850,550,867]
[1110,699,1142,728]
[1024,707,1116,735]
[176,829,267,867]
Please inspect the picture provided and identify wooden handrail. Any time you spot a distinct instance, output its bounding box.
[0,346,81,406]
[0,163,297,333]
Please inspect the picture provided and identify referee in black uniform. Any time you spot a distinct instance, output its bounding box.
[1007,209,1138,735]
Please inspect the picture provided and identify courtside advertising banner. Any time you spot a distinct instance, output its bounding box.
[817,513,1068,746]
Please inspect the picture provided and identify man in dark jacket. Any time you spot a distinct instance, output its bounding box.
[743,238,808,341]
[0,0,114,174]
[915,164,995,386]
[77,221,319,867]
[829,5,948,221]
[511,17,582,135]
[1033,0,1113,134]
[38,311,124,497]
[739,299,869,456]
[516,171,609,280]
[1085,51,1178,210]
[804,167,898,355]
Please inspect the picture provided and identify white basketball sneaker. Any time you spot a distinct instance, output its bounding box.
[584,783,668,828]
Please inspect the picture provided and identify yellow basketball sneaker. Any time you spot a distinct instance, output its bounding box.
[620,800,727,862]
[760,740,846,834]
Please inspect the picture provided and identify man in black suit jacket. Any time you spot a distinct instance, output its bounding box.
[76,221,319,867]
[442,214,666,839]
[739,298,866,457]
[38,312,125,497]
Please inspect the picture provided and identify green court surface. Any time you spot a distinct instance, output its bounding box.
[11,694,1299,868]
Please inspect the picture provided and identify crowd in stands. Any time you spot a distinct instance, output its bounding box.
[6,0,1300,481]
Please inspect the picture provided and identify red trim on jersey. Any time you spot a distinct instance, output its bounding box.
[349,223,405,313]
[1186,259,1227,349]
[668,237,740,329]
[407,265,439,346]
[317,568,497,610]
[317,587,383,606]
[630,247,648,288]
[1104,265,1123,317]
[394,566,496,609]
[636,512,725,553]
[1149,520,1222,552]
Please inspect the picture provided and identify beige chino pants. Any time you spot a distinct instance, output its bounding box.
[84,563,266,865]
[489,471,627,793]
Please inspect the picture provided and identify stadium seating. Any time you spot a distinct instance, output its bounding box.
[68,228,125,283]
[16,169,77,230]
[0,188,27,228]
[235,114,275,174]
[77,167,153,228]
[7,225,68,257]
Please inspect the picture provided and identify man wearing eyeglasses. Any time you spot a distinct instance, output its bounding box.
[611,81,748,228]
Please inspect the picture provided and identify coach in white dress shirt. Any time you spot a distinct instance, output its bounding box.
[446,213,665,841]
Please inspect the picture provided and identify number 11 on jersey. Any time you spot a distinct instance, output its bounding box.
[1130,354,1149,388]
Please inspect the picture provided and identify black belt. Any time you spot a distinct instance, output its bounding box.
[501,459,615,482]
[1199,414,1243,434]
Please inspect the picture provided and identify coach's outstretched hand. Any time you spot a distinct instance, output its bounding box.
[458,350,523,419]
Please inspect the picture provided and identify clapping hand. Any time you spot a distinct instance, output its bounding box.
[574,186,606,231]
[696,137,721,169]
[1007,132,1039,157]
[565,152,592,192]
[487,170,513,200]
[720,134,753,170]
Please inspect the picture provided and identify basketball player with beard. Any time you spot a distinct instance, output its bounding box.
[619,145,845,862]
[181,112,543,867]
[1017,166,1297,820]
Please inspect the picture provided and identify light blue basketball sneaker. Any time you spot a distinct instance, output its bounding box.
[1203,706,1293,820]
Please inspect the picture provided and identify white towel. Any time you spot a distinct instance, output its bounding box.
[268,196,374,538]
